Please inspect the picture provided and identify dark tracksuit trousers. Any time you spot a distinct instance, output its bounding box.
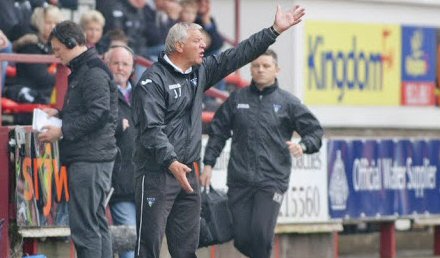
[68,161,114,258]
[135,163,201,258]
[228,185,283,258]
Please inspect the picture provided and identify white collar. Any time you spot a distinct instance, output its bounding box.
[164,54,192,74]
[118,81,132,93]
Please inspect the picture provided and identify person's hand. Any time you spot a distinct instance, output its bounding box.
[122,118,129,131]
[199,165,213,188]
[38,126,63,143]
[272,4,305,34]
[42,107,59,117]
[0,30,9,50]
[169,160,194,192]
[286,141,304,158]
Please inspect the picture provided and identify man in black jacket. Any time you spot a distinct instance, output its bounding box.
[38,20,118,258]
[105,44,137,258]
[131,4,305,258]
[200,50,323,258]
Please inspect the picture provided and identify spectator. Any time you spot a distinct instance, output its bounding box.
[195,0,224,56]
[105,45,136,258]
[0,30,12,93]
[143,0,180,61]
[79,9,106,53]
[0,0,21,40]
[201,49,322,258]
[38,20,118,258]
[195,0,226,110]
[99,0,147,56]
[106,29,129,48]
[5,4,64,105]
[179,0,198,23]
[131,4,306,257]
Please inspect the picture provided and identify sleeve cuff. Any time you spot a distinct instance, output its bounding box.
[203,159,216,168]
[269,26,281,37]
[164,157,177,169]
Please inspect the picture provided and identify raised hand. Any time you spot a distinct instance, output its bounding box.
[273,4,305,34]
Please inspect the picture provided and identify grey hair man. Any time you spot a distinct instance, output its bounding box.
[132,5,305,258]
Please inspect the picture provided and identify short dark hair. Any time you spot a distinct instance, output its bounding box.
[106,29,129,44]
[262,49,278,66]
[49,20,86,48]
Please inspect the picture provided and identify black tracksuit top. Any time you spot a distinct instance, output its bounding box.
[132,27,278,176]
[203,82,324,192]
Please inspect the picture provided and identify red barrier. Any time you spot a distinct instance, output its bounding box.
[225,74,248,88]
[2,98,52,114]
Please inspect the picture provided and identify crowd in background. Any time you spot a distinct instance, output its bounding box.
[0,0,225,118]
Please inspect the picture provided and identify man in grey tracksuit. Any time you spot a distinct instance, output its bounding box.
[201,50,323,258]
[132,5,306,258]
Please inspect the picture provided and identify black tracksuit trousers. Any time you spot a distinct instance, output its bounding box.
[134,164,201,258]
[228,185,283,258]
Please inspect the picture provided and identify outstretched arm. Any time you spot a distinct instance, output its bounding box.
[272,4,306,34]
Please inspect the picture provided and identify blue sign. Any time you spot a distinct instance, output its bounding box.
[401,26,436,82]
[328,139,440,220]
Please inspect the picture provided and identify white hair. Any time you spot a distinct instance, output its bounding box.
[165,22,202,54]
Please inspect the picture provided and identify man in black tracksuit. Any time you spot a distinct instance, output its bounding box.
[201,50,323,258]
[38,21,118,258]
[131,5,306,258]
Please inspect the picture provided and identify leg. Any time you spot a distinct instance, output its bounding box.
[135,171,177,258]
[166,170,201,258]
[96,161,114,258]
[68,161,114,258]
[249,189,282,258]
[228,186,254,257]
[110,201,136,258]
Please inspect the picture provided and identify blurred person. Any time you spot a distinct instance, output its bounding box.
[99,0,147,56]
[195,0,226,111]
[0,30,12,93]
[105,45,137,258]
[179,0,198,23]
[131,4,305,258]
[195,0,224,57]
[106,29,129,48]
[200,50,323,258]
[38,20,118,258]
[79,9,105,53]
[0,0,21,40]
[143,0,180,61]
[101,29,130,62]
[5,4,63,106]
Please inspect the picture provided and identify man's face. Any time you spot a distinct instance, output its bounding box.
[84,21,103,45]
[181,29,206,66]
[250,55,279,88]
[108,48,134,87]
[51,37,75,65]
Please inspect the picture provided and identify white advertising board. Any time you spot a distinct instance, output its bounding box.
[201,136,329,223]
